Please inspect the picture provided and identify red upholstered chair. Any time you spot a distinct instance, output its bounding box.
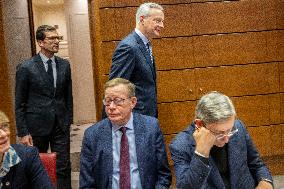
[39,152,57,187]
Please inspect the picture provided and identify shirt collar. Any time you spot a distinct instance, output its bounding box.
[0,146,21,178]
[135,28,150,46]
[39,52,55,64]
[112,113,134,132]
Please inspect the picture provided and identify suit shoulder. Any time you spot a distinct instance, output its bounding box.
[84,119,110,136]
[134,113,158,124]
[170,124,195,149]
[11,144,38,159]
[55,56,70,64]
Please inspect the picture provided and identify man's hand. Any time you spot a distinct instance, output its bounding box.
[255,180,273,189]
[193,126,216,157]
[0,129,10,153]
[19,134,33,146]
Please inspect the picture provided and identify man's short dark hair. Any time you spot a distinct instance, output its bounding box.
[36,25,57,41]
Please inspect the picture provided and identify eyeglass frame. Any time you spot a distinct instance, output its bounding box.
[103,97,131,107]
[198,121,238,140]
[44,36,60,42]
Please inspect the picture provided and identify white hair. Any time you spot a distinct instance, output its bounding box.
[136,2,163,24]
[195,91,236,125]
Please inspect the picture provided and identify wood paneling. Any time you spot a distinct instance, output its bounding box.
[248,124,284,157]
[154,37,195,70]
[233,94,281,127]
[194,63,279,98]
[158,101,196,134]
[157,63,279,103]
[157,69,196,102]
[281,93,284,123]
[247,126,271,156]
[193,32,270,67]
[192,0,274,35]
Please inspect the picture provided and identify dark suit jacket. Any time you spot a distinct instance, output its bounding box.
[79,113,172,189]
[15,54,73,137]
[108,31,158,117]
[1,144,54,189]
[169,119,273,189]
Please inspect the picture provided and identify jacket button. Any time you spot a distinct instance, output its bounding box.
[5,181,10,186]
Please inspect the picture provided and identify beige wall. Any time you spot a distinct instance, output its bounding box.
[64,0,96,124]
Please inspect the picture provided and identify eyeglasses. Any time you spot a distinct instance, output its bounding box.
[197,121,238,140]
[45,36,60,41]
[205,125,238,140]
[0,122,9,131]
[103,97,129,106]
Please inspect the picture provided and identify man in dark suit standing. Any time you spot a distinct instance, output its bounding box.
[169,91,273,189]
[106,2,165,118]
[80,78,171,189]
[15,25,73,189]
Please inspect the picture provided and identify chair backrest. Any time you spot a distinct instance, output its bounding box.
[39,152,57,187]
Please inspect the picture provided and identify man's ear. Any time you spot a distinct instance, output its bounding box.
[37,40,44,48]
[140,16,144,24]
[130,97,137,109]
[194,119,203,128]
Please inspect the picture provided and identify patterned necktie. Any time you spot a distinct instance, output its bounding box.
[146,42,153,64]
[119,127,130,189]
[46,59,54,87]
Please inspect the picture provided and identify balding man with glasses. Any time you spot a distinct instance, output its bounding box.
[80,78,171,189]
[170,91,273,189]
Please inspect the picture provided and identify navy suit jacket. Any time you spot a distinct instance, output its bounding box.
[79,113,172,189]
[169,119,273,189]
[15,54,73,136]
[108,31,158,118]
[0,144,53,189]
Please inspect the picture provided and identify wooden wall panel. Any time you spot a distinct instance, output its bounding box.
[248,124,284,157]
[157,69,196,102]
[233,94,281,127]
[193,32,270,67]
[101,41,117,75]
[270,124,284,156]
[158,101,196,134]
[192,0,275,35]
[154,37,195,70]
[194,63,279,98]
[281,93,284,123]
[157,63,279,103]
[248,126,271,156]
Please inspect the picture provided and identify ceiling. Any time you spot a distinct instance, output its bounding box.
[32,0,64,6]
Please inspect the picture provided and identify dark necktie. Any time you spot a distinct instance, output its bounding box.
[46,59,54,87]
[146,42,153,64]
[119,127,130,189]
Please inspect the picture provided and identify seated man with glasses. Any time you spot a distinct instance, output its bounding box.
[169,91,273,189]
[80,78,172,189]
[0,111,53,188]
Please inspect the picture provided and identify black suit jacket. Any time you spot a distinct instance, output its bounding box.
[108,31,158,117]
[15,54,73,137]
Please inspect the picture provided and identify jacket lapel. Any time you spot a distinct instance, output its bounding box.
[132,31,156,79]
[133,114,146,189]
[208,157,226,189]
[228,127,243,189]
[34,54,54,91]
[103,119,114,188]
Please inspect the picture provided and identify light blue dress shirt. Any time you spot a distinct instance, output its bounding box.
[112,113,142,189]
